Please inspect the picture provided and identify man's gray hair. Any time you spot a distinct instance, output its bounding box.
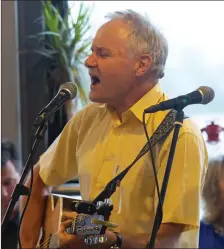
[105,10,168,79]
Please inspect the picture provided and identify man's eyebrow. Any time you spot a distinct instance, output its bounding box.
[91,46,115,53]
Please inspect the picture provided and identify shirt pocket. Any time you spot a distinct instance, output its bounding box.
[122,156,156,185]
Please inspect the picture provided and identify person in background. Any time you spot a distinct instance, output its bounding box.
[201,121,224,143]
[1,139,20,249]
[199,155,224,248]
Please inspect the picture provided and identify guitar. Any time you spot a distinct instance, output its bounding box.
[36,194,117,248]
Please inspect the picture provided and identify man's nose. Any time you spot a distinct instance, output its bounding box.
[1,186,9,198]
[84,53,98,68]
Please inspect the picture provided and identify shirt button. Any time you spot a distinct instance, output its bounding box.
[103,155,114,162]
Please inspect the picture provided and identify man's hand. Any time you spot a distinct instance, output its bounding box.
[57,219,87,249]
[62,211,78,222]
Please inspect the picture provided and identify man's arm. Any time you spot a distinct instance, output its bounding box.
[20,163,52,248]
[105,222,184,248]
[154,223,185,248]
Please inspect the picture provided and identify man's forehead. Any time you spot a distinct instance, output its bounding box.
[100,19,130,32]
[98,24,130,38]
[92,20,131,49]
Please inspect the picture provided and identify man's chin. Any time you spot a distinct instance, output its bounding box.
[89,94,106,104]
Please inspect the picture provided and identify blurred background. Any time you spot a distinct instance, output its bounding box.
[2,0,224,198]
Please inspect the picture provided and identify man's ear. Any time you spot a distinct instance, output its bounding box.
[135,54,152,76]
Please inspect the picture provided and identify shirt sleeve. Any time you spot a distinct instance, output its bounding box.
[39,112,81,187]
[155,130,208,229]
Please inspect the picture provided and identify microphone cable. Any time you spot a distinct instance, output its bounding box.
[142,111,163,249]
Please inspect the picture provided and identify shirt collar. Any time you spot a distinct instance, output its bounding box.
[129,83,164,122]
[97,83,164,123]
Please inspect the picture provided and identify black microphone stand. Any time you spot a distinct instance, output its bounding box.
[1,115,48,232]
[146,109,185,249]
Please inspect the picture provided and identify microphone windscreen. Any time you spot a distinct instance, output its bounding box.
[198,86,215,104]
[59,82,77,100]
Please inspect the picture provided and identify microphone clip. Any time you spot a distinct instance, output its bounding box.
[33,112,47,127]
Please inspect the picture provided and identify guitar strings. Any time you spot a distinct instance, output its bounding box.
[38,216,77,248]
[38,215,102,249]
[37,235,52,248]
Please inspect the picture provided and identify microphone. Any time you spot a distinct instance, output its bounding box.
[36,82,77,122]
[144,86,215,113]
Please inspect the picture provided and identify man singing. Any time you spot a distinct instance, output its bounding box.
[20,10,208,248]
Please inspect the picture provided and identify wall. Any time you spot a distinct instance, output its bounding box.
[2,0,47,167]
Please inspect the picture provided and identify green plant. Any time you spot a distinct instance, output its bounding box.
[28,1,92,114]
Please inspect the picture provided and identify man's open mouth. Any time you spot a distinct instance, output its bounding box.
[91,75,101,85]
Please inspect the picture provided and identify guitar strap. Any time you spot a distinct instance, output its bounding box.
[93,109,188,204]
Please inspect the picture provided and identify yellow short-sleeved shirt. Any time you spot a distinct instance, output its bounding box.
[39,83,208,247]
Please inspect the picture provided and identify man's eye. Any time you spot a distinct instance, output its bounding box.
[100,52,110,58]
[2,179,16,186]
[3,181,12,186]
